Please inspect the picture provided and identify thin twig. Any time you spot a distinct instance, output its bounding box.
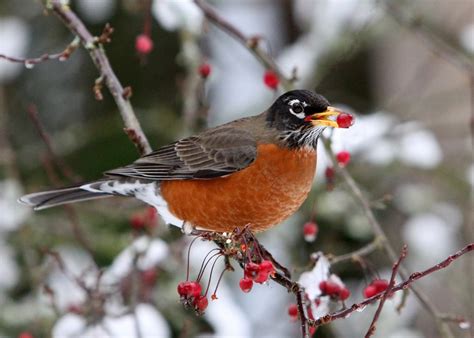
[364,245,408,338]
[27,106,94,255]
[27,104,80,182]
[329,238,383,265]
[0,36,80,66]
[46,0,152,155]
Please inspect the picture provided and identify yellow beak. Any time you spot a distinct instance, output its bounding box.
[306,106,342,128]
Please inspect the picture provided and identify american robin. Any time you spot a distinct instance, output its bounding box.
[19,90,350,233]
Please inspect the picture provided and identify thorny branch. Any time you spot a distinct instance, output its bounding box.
[45,0,152,155]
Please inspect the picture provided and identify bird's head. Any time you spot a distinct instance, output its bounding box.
[266,89,352,148]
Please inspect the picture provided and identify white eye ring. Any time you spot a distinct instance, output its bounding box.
[288,99,306,119]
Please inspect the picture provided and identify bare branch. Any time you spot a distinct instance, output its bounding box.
[0,36,80,66]
[46,0,152,155]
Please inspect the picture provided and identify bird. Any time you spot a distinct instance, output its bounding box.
[19,90,351,233]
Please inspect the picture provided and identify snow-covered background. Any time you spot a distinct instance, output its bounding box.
[0,0,472,337]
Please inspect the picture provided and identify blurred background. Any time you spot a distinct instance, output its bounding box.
[0,0,472,337]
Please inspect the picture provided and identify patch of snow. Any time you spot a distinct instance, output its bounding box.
[42,246,97,311]
[152,0,203,34]
[402,213,457,266]
[103,236,168,284]
[459,23,474,54]
[398,129,442,169]
[0,179,31,232]
[0,239,19,290]
[0,17,29,83]
[53,304,170,338]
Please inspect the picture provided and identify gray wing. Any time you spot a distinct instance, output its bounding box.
[105,127,257,180]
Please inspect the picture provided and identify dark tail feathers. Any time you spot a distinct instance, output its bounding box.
[18,183,112,210]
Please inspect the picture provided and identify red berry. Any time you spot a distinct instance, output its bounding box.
[324,281,341,296]
[338,287,351,301]
[130,214,145,230]
[336,150,351,167]
[146,207,157,222]
[303,222,318,242]
[254,270,269,284]
[194,295,208,312]
[319,281,328,294]
[363,285,378,298]
[67,304,83,314]
[198,63,211,78]
[18,333,33,338]
[177,281,192,297]
[263,70,279,90]
[135,34,153,54]
[259,260,274,274]
[239,277,253,293]
[244,262,260,280]
[372,279,389,293]
[336,113,354,128]
[325,166,335,180]
[188,281,202,298]
[288,303,298,318]
[141,269,157,286]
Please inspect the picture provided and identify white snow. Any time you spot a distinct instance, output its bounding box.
[0,179,31,232]
[52,304,170,338]
[459,23,474,54]
[298,253,330,319]
[102,236,168,284]
[41,246,97,311]
[398,129,443,169]
[402,213,458,266]
[0,17,29,83]
[152,0,204,35]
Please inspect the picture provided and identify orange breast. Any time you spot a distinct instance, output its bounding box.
[160,144,316,232]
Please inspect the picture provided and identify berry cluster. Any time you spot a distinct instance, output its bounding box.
[319,280,351,301]
[177,281,208,314]
[363,279,389,298]
[239,259,275,293]
[129,207,157,231]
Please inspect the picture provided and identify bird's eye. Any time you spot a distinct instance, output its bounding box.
[289,100,305,119]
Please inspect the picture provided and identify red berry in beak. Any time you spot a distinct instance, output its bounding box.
[336,113,354,128]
